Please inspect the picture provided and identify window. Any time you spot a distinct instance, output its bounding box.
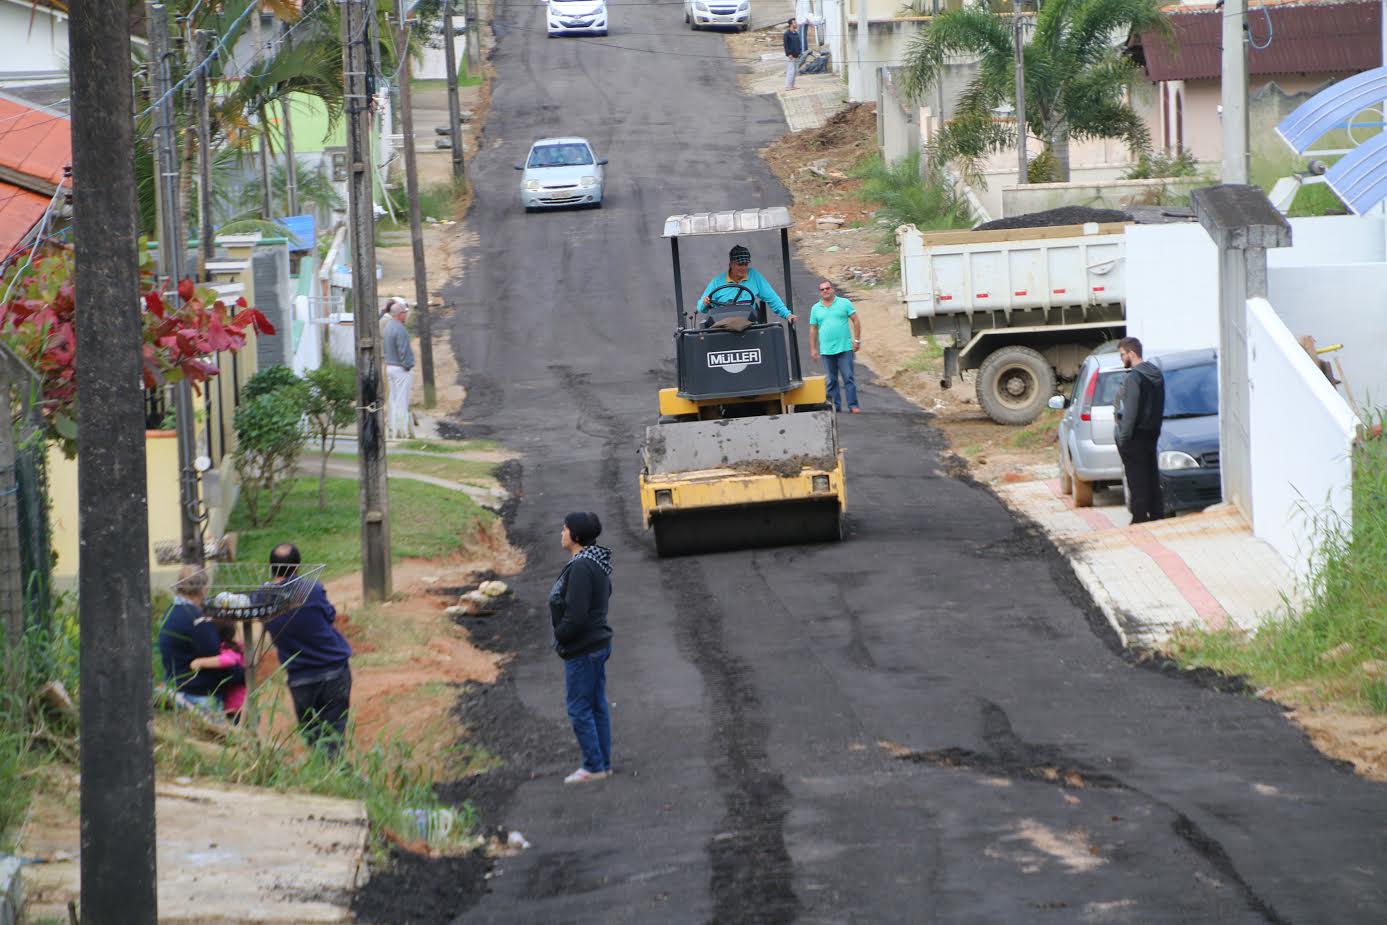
[1164,362,1218,418]
[1093,370,1123,407]
[528,144,594,168]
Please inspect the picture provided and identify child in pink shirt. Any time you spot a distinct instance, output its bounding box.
[190,623,247,722]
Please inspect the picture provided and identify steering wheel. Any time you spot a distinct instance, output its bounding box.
[706,282,757,307]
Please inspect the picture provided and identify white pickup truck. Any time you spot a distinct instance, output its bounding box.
[897,221,1129,424]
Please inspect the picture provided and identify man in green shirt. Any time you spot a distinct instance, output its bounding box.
[809,280,862,412]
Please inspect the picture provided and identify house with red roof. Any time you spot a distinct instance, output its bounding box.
[0,89,69,263]
[1127,0,1382,164]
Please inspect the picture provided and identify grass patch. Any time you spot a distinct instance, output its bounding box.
[228,476,492,580]
[1249,143,1348,218]
[904,337,944,372]
[384,178,466,223]
[398,437,499,454]
[1167,431,1387,713]
[1009,409,1062,450]
[412,61,483,91]
[851,151,973,242]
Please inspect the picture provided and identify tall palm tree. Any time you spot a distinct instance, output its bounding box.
[902,0,1167,183]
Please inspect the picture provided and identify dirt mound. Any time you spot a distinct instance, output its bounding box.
[975,206,1132,231]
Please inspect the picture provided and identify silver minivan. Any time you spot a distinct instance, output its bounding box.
[1049,351,1126,506]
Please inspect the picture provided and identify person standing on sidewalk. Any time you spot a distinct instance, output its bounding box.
[1114,336,1165,524]
[809,280,862,413]
[551,511,614,784]
[783,18,803,91]
[382,297,415,439]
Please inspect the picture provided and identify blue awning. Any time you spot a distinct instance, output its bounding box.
[278,214,316,252]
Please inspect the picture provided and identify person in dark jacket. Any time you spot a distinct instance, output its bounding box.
[550,511,614,784]
[1114,336,1166,524]
[264,543,353,756]
[158,565,242,714]
[783,18,802,90]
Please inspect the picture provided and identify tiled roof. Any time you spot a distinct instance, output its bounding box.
[0,180,51,259]
[0,93,70,189]
[1133,0,1381,82]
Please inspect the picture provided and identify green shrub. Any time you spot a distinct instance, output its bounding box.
[852,152,974,237]
[241,365,303,403]
[304,364,358,511]
[233,387,308,528]
[1123,149,1200,180]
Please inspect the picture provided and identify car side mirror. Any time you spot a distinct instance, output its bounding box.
[1047,395,1066,411]
[598,158,609,166]
[514,164,524,170]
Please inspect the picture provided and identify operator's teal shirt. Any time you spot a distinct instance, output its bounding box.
[810,296,856,355]
[697,267,792,319]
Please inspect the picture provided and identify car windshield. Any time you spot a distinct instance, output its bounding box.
[1163,362,1218,417]
[528,144,593,168]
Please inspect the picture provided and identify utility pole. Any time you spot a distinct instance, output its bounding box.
[71,3,157,922]
[149,2,205,567]
[280,19,300,216]
[253,6,274,216]
[443,0,465,178]
[195,28,215,281]
[1220,0,1249,184]
[1013,0,1027,184]
[343,0,392,601]
[855,0,869,102]
[466,0,481,79]
[395,2,437,408]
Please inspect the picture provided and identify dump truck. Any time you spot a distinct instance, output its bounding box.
[897,220,1130,425]
[639,207,846,557]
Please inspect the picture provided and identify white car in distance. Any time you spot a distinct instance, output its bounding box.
[685,0,750,31]
[548,0,608,36]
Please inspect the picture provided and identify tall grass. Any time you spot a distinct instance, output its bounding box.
[1169,429,1387,712]
[852,152,974,239]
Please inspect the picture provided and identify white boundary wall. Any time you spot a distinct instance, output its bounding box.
[1247,297,1358,579]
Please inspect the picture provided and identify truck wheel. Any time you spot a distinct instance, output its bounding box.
[976,346,1055,425]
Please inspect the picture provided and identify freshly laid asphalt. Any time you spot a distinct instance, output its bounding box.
[436,4,1387,923]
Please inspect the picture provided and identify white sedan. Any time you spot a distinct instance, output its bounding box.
[685,0,750,31]
[548,0,608,36]
[516,137,607,211]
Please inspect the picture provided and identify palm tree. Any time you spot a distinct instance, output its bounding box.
[902,0,1167,183]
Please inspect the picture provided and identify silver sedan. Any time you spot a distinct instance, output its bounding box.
[1050,350,1125,507]
[516,137,607,211]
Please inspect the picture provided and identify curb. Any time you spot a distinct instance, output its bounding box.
[0,855,20,925]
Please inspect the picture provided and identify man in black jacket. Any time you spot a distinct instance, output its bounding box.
[783,18,802,90]
[1114,337,1166,524]
[551,511,615,784]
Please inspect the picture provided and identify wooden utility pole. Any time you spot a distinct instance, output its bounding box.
[195,29,215,280]
[71,3,158,921]
[149,2,205,567]
[442,0,465,179]
[1013,0,1027,184]
[343,0,392,601]
[395,2,436,408]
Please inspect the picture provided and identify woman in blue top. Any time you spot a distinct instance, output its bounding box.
[698,244,796,325]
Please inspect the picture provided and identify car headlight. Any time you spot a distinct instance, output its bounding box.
[579,175,598,188]
[1158,451,1200,471]
[524,180,541,191]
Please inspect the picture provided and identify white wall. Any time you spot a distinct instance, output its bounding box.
[1268,215,1387,267]
[0,2,68,73]
[1124,222,1220,354]
[1267,263,1387,410]
[1247,297,1358,580]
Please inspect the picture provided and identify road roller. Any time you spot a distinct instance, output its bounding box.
[639,207,847,557]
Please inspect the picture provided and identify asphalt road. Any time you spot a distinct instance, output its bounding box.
[437,4,1387,923]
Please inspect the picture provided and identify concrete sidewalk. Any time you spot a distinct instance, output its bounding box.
[998,475,1299,648]
[736,2,847,132]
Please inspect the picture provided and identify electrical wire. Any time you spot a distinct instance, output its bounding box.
[1,176,68,306]
[138,0,259,119]
[1247,4,1273,51]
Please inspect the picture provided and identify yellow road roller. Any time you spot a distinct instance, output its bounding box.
[639,207,847,556]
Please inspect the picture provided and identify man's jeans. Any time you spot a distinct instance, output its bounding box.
[564,645,612,773]
[785,57,797,90]
[823,350,858,411]
[289,665,352,757]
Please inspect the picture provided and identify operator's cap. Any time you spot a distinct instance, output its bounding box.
[729,244,751,265]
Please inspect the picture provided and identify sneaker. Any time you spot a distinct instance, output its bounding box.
[563,767,609,784]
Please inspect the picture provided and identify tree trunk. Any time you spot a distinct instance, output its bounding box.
[1050,124,1072,183]
[319,433,330,511]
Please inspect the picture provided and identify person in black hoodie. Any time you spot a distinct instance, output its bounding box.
[551,511,614,784]
[1114,336,1166,524]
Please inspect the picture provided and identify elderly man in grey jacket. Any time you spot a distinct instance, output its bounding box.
[382,297,415,439]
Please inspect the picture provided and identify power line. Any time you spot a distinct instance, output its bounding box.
[136,0,258,119]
